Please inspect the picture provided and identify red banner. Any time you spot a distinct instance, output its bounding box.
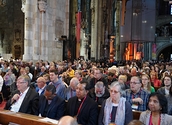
[76,12,81,43]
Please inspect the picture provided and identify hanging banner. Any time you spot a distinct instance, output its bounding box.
[152,43,156,60]
[76,11,81,43]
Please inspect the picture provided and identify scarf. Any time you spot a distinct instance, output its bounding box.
[103,97,126,125]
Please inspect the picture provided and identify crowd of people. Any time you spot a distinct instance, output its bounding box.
[0,58,172,125]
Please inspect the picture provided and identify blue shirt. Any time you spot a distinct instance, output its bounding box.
[49,79,66,99]
[124,89,149,111]
[65,87,76,100]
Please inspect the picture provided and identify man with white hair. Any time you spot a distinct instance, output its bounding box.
[65,77,79,100]
[88,81,110,105]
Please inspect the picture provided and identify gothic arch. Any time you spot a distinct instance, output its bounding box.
[156,42,172,58]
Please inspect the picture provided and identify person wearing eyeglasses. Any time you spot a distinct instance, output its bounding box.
[141,74,155,93]
[124,76,149,111]
[4,74,39,115]
[98,81,133,125]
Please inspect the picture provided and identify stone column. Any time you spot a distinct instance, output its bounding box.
[90,0,97,60]
[115,0,121,61]
[38,0,47,60]
[22,0,34,61]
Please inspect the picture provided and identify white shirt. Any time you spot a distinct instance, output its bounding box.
[10,87,29,112]
[38,85,46,95]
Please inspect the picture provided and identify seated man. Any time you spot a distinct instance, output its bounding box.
[38,84,65,120]
[124,76,149,111]
[88,81,110,105]
[65,77,79,100]
[35,77,47,96]
[4,74,39,115]
[49,69,66,99]
[66,80,98,125]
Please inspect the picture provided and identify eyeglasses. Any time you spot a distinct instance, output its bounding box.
[17,81,26,84]
[110,90,119,94]
[130,82,140,85]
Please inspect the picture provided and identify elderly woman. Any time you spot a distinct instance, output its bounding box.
[139,92,172,125]
[98,81,133,125]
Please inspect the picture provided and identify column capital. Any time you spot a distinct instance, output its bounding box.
[38,0,47,13]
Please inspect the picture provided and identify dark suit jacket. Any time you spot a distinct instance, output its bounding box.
[5,87,39,115]
[39,95,65,120]
[66,96,98,125]
[88,87,110,105]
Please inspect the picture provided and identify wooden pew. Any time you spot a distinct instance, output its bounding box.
[133,110,142,120]
[0,110,58,125]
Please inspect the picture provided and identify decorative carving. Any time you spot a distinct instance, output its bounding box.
[38,0,47,13]
[0,0,6,7]
[21,0,26,13]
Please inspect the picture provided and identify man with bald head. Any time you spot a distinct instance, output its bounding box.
[58,116,78,125]
[36,77,47,95]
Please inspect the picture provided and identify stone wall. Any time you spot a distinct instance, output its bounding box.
[22,0,69,61]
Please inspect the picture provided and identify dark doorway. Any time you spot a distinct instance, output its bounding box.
[158,45,172,61]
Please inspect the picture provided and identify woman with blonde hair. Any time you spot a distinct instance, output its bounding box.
[141,74,155,93]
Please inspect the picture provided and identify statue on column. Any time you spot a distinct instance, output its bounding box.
[21,0,26,13]
[38,0,47,13]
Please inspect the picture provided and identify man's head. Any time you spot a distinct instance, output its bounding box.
[76,81,89,99]
[25,66,30,74]
[40,66,46,72]
[49,69,59,83]
[74,70,82,79]
[17,74,31,93]
[130,76,142,94]
[70,77,79,91]
[94,81,105,97]
[58,116,78,125]
[44,84,56,100]
[20,66,26,75]
[94,68,103,80]
[107,72,114,81]
[37,77,46,89]
[163,75,172,88]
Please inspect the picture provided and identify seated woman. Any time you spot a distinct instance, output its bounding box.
[150,71,161,88]
[139,92,172,125]
[166,85,172,115]
[141,74,155,93]
[98,81,133,125]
